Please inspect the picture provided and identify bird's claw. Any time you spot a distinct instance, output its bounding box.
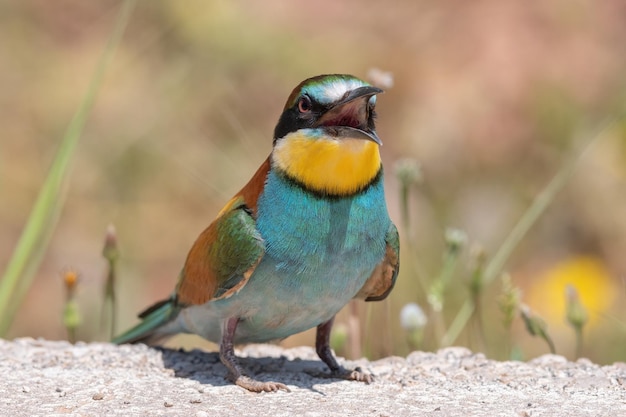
[330,366,373,384]
[233,375,291,393]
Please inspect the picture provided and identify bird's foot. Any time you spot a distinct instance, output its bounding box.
[221,318,291,393]
[309,366,373,384]
[232,375,290,393]
[329,366,373,384]
[315,318,373,384]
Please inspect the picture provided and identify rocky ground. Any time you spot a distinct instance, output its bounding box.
[1,338,625,416]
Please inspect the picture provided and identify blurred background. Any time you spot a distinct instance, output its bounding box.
[2,0,626,364]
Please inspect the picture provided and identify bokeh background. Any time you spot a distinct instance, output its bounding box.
[2,1,626,364]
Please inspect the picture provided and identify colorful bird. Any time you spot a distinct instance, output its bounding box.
[112,74,399,392]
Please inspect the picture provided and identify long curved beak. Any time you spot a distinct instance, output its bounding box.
[316,86,384,145]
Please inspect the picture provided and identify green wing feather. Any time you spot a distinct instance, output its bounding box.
[175,197,265,305]
[112,159,269,345]
[112,197,265,345]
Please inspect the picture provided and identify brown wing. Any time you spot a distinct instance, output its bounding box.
[354,223,399,301]
[175,158,270,306]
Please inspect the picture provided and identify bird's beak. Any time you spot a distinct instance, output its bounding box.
[317,86,384,145]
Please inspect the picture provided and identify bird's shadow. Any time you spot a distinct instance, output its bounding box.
[158,346,343,393]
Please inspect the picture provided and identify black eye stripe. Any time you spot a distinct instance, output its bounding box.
[274,88,377,141]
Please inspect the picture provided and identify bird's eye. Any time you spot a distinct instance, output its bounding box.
[298,95,312,113]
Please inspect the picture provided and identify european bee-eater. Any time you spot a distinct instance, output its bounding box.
[113,74,399,392]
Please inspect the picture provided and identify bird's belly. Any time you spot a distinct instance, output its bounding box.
[179,252,375,344]
[234,254,374,342]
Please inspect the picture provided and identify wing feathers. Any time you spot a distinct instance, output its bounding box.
[175,158,270,306]
[355,223,399,302]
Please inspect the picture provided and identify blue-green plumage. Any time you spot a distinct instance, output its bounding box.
[113,74,399,392]
[156,166,393,344]
[216,166,391,342]
[258,168,389,275]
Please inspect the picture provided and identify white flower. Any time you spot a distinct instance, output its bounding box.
[400,303,427,331]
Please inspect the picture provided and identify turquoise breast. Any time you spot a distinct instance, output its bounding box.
[214,167,391,343]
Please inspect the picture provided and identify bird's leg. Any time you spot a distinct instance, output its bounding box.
[315,316,372,383]
[219,317,290,392]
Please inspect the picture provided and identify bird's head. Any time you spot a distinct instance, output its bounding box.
[272,74,384,197]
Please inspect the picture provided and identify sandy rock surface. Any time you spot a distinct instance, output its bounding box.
[1,338,625,416]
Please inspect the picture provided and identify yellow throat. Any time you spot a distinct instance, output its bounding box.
[272,130,382,196]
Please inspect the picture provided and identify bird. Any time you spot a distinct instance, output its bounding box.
[112,74,399,392]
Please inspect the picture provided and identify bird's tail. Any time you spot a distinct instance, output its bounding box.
[111,296,180,345]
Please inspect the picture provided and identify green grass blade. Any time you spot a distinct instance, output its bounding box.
[0,0,137,336]
[441,117,618,346]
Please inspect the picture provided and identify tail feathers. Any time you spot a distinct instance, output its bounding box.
[112,297,180,345]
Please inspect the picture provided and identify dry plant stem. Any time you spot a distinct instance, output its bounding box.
[574,328,583,359]
[67,328,76,344]
[101,224,119,340]
[432,310,446,348]
[503,328,512,360]
[430,248,461,347]
[546,335,556,354]
[397,176,429,298]
[348,301,361,359]
[400,184,411,232]
[101,266,117,340]
[383,299,393,357]
[470,295,486,354]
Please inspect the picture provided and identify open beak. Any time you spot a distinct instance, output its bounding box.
[316,86,383,145]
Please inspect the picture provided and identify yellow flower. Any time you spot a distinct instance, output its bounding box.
[527,256,617,328]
